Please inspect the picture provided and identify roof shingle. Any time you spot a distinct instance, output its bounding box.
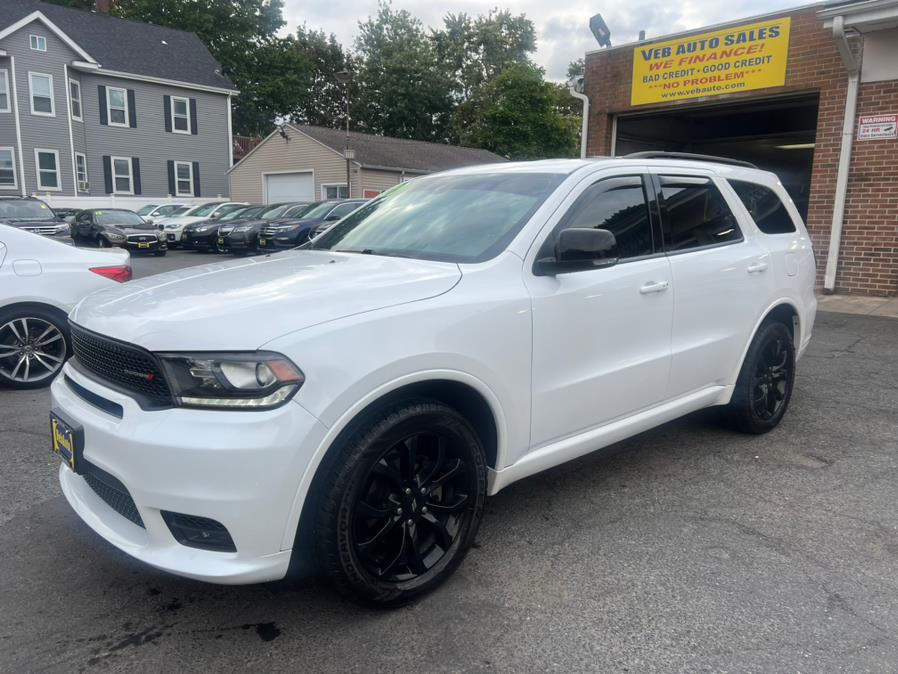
[0,0,233,90]
[295,125,506,173]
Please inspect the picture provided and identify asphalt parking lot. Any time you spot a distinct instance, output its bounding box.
[1,251,896,671]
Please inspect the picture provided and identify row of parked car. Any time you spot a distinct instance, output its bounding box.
[0,195,370,258]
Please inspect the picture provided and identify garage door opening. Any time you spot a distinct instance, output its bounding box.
[614,94,819,219]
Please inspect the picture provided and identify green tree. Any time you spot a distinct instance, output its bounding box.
[113,0,310,135]
[433,10,537,100]
[567,58,585,81]
[456,65,579,160]
[286,26,354,129]
[353,2,454,142]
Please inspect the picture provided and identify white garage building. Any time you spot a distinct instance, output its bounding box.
[227,124,505,204]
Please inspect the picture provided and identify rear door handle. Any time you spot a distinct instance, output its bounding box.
[639,280,670,295]
[747,261,769,274]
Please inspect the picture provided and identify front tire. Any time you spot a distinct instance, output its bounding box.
[315,401,487,607]
[0,306,69,389]
[726,321,795,434]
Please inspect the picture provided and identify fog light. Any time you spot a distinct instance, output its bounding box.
[161,511,236,552]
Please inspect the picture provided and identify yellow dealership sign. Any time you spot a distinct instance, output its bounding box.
[631,18,791,106]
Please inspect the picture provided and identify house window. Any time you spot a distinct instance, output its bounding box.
[0,148,16,189]
[29,73,55,116]
[174,161,194,196]
[75,153,88,192]
[69,79,82,121]
[322,184,349,200]
[112,156,133,194]
[171,96,190,134]
[107,87,129,126]
[0,70,9,113]
[29,35,47,52]
[34,149,61,191]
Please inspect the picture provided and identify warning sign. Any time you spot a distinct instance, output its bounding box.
[631,18,791,106]
[857,114,897,141]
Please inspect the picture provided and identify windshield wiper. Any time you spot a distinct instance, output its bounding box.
[335,248,375,255]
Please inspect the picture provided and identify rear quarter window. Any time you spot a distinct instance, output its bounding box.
[729,180,796,235]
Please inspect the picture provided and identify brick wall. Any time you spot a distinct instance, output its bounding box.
[584,7,898,296]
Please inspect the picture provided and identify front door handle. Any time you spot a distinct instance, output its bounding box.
[747,260,769,274]
[639,280,670,295]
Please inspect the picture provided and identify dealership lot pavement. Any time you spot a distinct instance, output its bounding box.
[1,253,896,671]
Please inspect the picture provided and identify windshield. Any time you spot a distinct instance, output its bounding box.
[221,206,265,222]
[302,202,340,219]
[167,206,190,216]
[309,173,564,263]
[186,202,224,217]
[136,205,157,216]
[0,199,56,221]
[284,203,314,218]
[95,211,148,227]
[154,204,184,216]
[261,204,298,219]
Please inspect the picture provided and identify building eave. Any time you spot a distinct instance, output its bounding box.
[68,62,238,95]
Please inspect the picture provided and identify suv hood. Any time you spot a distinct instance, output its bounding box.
[71,250,462,350]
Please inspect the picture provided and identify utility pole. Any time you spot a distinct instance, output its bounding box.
[335,69,353,199]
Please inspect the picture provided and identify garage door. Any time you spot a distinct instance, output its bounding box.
[264,172,314,203]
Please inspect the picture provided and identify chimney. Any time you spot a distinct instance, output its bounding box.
[95,0,112,13]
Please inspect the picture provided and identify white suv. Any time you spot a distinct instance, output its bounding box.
[50,156,816,606]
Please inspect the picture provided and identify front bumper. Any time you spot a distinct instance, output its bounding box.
[224,232,257,250]
[124,239,167,253]
[182,231,217,249]
[258,231,301,250]
[51,363,328,584]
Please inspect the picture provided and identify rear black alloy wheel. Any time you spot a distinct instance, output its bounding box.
[727,320,795,434]
[316,402,487,607]
[0,309,69,389]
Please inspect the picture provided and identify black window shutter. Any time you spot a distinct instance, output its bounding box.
[132,158,141,195]
[189,98,198,135]
[167,160,175,196]
[98,86,108,126]
[163,95,172,133]
[192,161,201,197]
[102,155,112,193]
[127,90,137,128]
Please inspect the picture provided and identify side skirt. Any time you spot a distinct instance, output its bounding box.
[487,385,731,495]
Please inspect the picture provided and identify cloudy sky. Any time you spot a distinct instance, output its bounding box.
[282,0,819,81]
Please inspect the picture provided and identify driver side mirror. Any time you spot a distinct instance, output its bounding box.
[536,228,619,275]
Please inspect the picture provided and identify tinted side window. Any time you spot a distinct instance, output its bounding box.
[729,180,796,234]
[543,175,654,261]
[328,202,360,219]
[659,176,742,252]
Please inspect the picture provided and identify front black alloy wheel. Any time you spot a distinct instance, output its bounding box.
[727,320,795,434]
[315,401,487,607]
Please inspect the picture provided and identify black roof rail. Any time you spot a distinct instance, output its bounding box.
[624,151,758,170]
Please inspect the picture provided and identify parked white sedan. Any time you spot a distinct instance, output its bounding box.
[0,225,131,389]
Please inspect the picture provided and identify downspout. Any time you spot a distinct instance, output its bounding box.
[568,80,590,159]
[824,15,861,293]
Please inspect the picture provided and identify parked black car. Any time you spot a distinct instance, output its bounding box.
[0,196,70,238]
[71,208,167,255]
[222,202,315,255]
[182,204,266,251]
[257,200,367,251]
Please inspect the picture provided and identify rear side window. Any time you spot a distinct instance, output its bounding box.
[659,176,742,252]
[729,180,796,234]
[542,175,654,261]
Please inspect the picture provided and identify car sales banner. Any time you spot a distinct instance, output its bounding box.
[631,18,791,106]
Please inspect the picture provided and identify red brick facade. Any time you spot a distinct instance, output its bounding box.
[584,7,898,296]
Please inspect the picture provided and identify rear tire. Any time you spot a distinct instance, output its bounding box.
[315,401,487,608]
[725,321,795,434]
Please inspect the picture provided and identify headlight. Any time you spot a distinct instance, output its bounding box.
[54,223,70,234]
[157,232,166,241]
[158,352,304,410]
[106,233,126,242]
[165,224,179,230]
[195,225,212,233]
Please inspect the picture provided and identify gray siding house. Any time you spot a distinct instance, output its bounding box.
[0,0,235,204]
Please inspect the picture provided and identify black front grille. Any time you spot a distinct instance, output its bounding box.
[83,466,145,528]
[127,235,157,243]
[70,323,173,408]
